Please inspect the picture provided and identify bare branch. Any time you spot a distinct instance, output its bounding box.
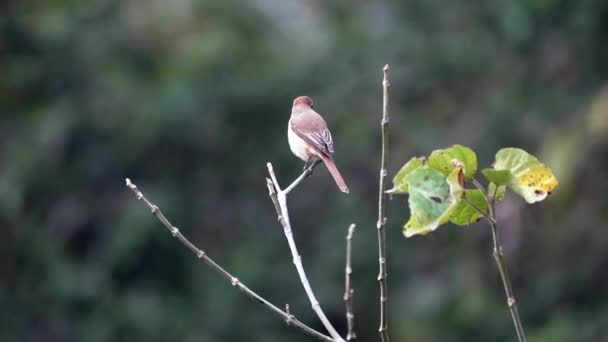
[125,178,334,342]
[266,163,346,342]
[376,64,391,342]
[344,224,357,341]
[284,159,321,195]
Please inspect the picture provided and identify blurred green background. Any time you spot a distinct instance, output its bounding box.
[1,0,608,341]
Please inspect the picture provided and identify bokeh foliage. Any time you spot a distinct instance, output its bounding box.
[1,0,608,341]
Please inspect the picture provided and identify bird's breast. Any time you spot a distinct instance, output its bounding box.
[288,122,312,161]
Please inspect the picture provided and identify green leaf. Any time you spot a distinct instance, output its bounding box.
[403,166,464,237]
[488,183,506,201]
[449,190,489,225]
[481,168,511,186]
[493,148,558,203]
[389,157,425,194]
[427,144,477,180]
[401,215,428,237]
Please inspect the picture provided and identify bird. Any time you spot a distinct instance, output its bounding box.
[288,96,349,193]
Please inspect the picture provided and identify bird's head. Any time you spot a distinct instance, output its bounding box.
[292,96,314,108]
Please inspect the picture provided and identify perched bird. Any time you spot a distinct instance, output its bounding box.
[288,96,349,193]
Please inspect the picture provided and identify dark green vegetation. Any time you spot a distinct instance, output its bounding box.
[1,1,608,341]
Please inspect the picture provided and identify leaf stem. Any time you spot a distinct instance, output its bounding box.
[472,177,494,220]
[461,195,487,219]
[487,218,527,342]
[470,179,526,342]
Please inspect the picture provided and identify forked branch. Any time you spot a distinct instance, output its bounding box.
[125,178,334,342]
[266,163,346,342]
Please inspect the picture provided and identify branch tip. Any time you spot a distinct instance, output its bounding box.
[344,223,357,340]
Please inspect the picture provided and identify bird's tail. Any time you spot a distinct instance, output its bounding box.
[320,155,349,193]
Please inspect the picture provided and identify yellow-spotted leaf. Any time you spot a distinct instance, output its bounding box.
[403,166,464,237]
[427,145,477,180]
[492,148,558,203]
[449,190,489,226]
[388,157,425,194]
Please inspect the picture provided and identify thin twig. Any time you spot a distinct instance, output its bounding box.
[284,159,322,195]
[376,64,391,342]
[124,178,334,342]
[344,224,357,341]
[266,163,346,342]
[470,180,527,342]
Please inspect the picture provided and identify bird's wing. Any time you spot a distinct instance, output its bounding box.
[290,109,335,156]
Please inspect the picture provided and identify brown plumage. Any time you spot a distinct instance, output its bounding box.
[288,96,349,193]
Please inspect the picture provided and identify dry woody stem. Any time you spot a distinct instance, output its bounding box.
[344,224,357,341]
[376,64,391,342]
[125,178,334,342]
[266,163,346,342]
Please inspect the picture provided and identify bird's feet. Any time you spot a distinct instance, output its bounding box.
[303,159,312,172]
[303,158,321,175]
